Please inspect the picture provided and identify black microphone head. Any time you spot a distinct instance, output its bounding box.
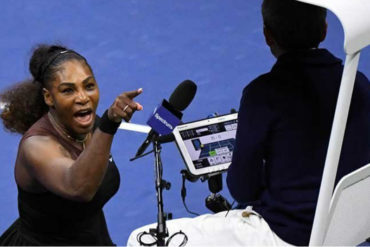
[168,80,197,111]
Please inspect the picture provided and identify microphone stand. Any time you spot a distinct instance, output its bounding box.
[151,138,171,246]
[131,133,179,246]
[131,137,172,246]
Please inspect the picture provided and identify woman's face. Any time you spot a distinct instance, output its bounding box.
[44,59,100,138]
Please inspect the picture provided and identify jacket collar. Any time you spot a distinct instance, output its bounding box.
[272,48,342,71]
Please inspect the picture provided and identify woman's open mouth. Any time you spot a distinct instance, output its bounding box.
[73,109,93,126]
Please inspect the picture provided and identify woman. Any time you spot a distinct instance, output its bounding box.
[0,44,143,245]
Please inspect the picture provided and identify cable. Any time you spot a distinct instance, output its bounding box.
[224,200,235,217]
[137,230,188,246]
[181,194,200,216]
[166,230,188,246]
[181,172,200,216]
[137,231,157,246]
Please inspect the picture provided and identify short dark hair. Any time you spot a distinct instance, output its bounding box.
[262,0,327,50]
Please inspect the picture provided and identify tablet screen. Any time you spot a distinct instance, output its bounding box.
[173,113,238,176]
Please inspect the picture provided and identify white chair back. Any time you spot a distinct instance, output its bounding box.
[323,163,370,246]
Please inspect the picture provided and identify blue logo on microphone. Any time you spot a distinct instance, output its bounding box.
[147,100,181,135]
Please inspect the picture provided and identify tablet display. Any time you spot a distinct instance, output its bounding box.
[173,113,238,176]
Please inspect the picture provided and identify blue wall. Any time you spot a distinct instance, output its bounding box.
[0,1,369,245]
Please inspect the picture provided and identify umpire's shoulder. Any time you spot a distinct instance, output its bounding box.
[242,72,273,97]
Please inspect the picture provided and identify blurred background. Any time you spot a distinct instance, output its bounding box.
[0,0,369,245]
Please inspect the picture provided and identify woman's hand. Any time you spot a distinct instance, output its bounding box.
[108,88,143,123]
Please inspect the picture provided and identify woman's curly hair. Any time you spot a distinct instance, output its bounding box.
[0,81,47,134]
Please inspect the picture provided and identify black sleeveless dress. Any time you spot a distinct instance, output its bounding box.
[0,114,120,246]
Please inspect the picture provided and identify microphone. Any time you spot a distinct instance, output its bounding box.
[134,80,197,157]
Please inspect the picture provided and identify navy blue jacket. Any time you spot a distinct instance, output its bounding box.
[226,49,370,246]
